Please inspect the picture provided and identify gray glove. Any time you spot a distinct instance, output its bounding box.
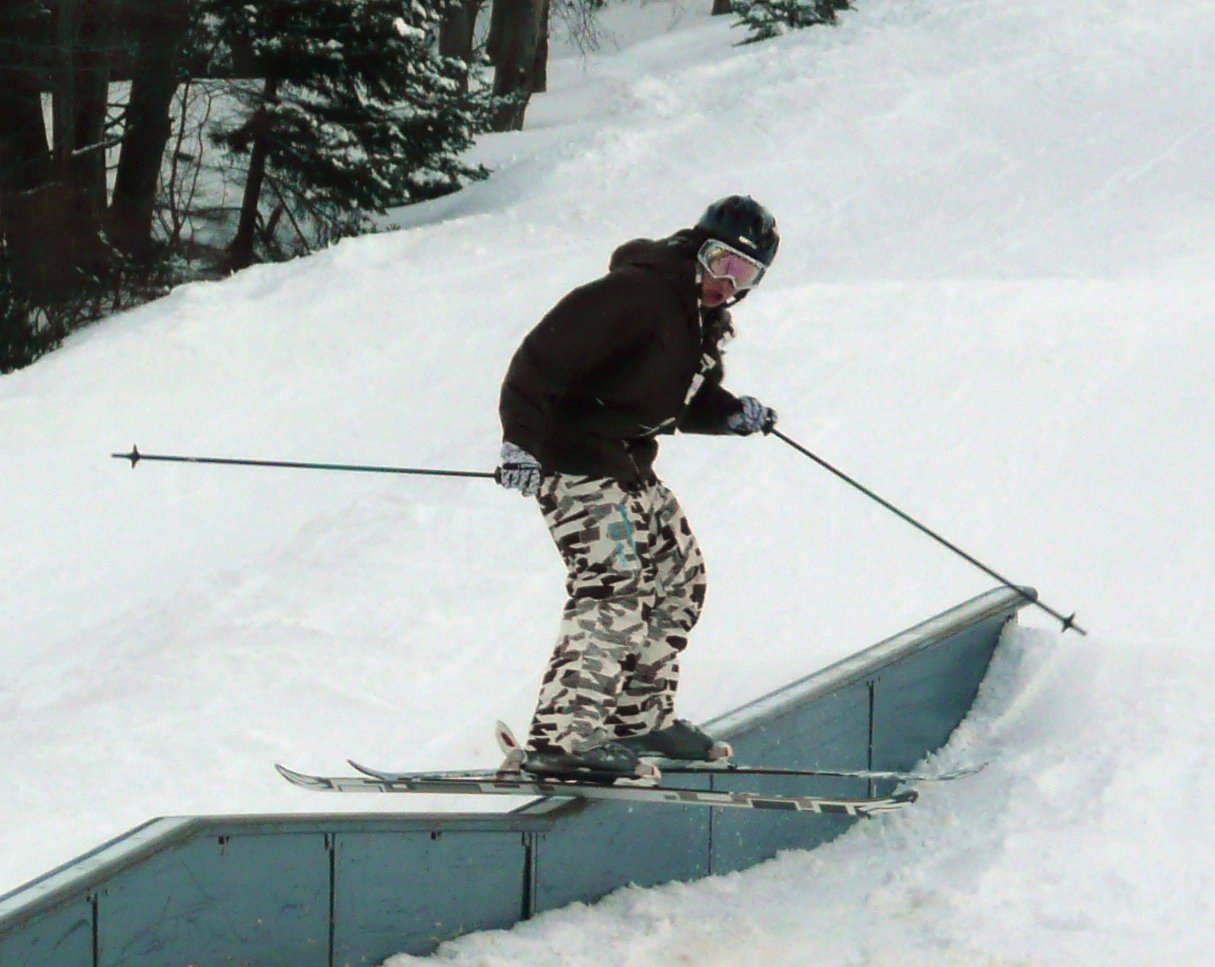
[496,442,542,497]
[727,396,778,436]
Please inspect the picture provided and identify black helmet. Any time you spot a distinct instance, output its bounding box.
[695,195,780,266]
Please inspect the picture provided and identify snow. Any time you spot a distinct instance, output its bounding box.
[2,0,1214,961]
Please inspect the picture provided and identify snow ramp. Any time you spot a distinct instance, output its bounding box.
[0,587,1031,965]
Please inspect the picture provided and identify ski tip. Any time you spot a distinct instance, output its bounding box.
[275,763,327,790]
[926,760,988,781]
[347,759,384,780]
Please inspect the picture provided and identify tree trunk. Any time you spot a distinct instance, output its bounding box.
[439,0,483,93]
[0,55,53,199]
[486,0,546,132]
[45,0,110,281]
[110,0,190,261]
[0,25,56,303]
[439,0,483,65]
[227,74,278,271]
[0,127,55,292]
[532,0,550,94]
[712,0,732,15]
[70,0,114,218]
[52,0,81,171]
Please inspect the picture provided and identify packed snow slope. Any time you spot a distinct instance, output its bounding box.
[2,0,1213,959]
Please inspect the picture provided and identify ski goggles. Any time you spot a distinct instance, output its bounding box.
[697,239,767,291]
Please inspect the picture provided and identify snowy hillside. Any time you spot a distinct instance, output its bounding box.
[3,0,1214,960]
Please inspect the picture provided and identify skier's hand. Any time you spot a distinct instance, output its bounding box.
[496,442,543,496]
[727,396,778,436]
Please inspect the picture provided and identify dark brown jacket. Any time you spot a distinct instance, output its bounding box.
[499,231,741,482]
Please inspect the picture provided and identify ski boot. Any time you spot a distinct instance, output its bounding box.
[615,719,733,763]
[522,740,659,785]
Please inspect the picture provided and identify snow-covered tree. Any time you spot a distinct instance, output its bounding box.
[207,0,492,268]
[733,0,848,44]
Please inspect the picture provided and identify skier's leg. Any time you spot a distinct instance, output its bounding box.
[607,479,706,738]
[527,474,658,754]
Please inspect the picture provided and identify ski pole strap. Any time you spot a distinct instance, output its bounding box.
[770,429,1086,636]
[112,446,497,480]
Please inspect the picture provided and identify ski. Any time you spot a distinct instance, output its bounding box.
[337,722,977,794]
[348,762,507,783]
[490,720,977,784]
[275,763,918,816]
[656,761,986,782]
[346,756,981,786]
[276,720,961,816]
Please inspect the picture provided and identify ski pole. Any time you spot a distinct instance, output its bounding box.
[769,429,1086,636]
[112,445,497,481]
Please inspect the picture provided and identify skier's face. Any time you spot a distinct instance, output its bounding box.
[697,238,766,309]
[700,273,735,308]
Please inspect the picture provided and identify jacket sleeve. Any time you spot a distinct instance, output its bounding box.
[499,270,655,456]
[677,364,741,435]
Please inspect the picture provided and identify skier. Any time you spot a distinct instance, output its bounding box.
[497,196,781,781]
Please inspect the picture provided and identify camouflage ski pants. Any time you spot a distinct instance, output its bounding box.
[527,473,707,753]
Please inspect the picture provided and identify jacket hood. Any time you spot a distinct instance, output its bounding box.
[609,229,745,324]
[608,230,701,295]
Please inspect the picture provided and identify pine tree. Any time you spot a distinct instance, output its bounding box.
[733,0,848,44]
[207,0,491,267]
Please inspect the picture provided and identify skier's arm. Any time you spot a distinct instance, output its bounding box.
[679,371,777,437]
[677,366,741,435]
